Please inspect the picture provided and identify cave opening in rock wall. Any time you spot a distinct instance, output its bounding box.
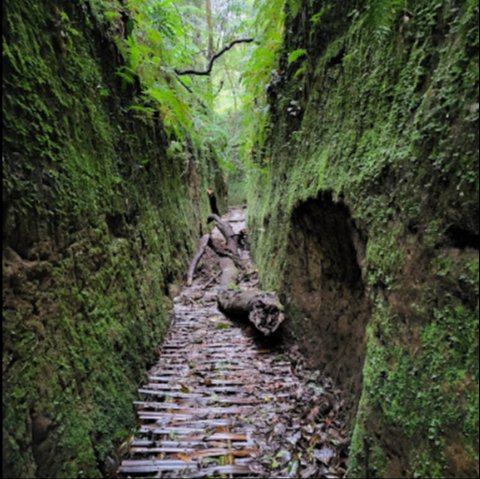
[282,191,371,424]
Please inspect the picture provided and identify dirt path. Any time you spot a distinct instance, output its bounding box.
[118,209,348,478]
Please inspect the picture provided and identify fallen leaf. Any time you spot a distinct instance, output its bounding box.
[230,448,258,457]
[306,405,321,423]
[323,417,334,427]
[176,453,192,462]
[303,424,314,435]
[273,423,287,436]
[215,426,230,433]
[313,447,335,465]
[276,449,292,466]
[179,383,190,393]
[271,457,280,469]
[215,322,231,330]
[208,316,222,322]
[300,464,319,478]
[286,431,302,446]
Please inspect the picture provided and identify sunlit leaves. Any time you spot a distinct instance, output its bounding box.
[120,0,207,138]
[147,83,191,132]
[144,0,181,41]
[240,0,285,161]
[286,0,302,18]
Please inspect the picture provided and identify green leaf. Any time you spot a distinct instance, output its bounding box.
[128,105,156,115]
[287,459,299,476]
[287,48,307,65]
[215,322,231,331]
[293,64,306,79]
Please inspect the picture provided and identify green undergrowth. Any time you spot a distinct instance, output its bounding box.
[245,0,479,476]
[3,1,222,477]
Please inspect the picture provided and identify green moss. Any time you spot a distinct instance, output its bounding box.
[246,0,479,476]
[347,393,370,478]
[410,449,445,479]
[366,224,405,288]
[3,1,222,478]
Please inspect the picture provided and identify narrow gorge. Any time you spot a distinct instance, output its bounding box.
[3,0,478,478]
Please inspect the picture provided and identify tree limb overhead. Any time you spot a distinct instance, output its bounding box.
[175,38,255,76]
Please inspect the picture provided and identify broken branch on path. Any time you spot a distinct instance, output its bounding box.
[175,38,255,76]
[208,214,239,256]
[187,234,210,286]
[202,270,221,290]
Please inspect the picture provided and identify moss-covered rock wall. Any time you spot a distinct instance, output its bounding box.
[2,1,223,477]
[247,0,479,477]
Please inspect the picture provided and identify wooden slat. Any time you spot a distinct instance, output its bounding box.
[134,403,255,415]
[118,211,347,478]
[130,447,258,457]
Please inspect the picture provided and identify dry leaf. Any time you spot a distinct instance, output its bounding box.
[313,447,335,465]
[176,452,193,462]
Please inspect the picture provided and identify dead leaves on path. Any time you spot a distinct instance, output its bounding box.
[249,348,349,478]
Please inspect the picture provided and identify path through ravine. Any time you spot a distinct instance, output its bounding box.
[118,209,349,478]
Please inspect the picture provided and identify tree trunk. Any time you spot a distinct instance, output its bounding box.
[212,217,285,335]
[186,210,285,335]
[205,0,214,60]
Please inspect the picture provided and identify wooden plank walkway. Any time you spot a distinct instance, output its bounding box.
[117,209,347,478]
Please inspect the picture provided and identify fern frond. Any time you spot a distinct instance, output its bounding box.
[363,0,407,40]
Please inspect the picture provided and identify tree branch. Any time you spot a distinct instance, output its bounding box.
[175,38,255,76]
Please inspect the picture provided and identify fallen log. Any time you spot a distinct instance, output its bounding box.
[186,214,241,287]
[217,288,285,336]
[208,214,238,256]
[185,210,285,335]
[186,234,210,286]
[218,257,238,290]
[212,218,285,336]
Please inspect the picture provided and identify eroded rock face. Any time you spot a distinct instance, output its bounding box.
[247,0,478,476]
[2,1,222,477]
[282,193,370,425]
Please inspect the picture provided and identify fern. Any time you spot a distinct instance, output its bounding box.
[145,1,177,40]
[363,0,407,40]
[147,82,191,132]
[116,65,136,85]
[311,6,328,28]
